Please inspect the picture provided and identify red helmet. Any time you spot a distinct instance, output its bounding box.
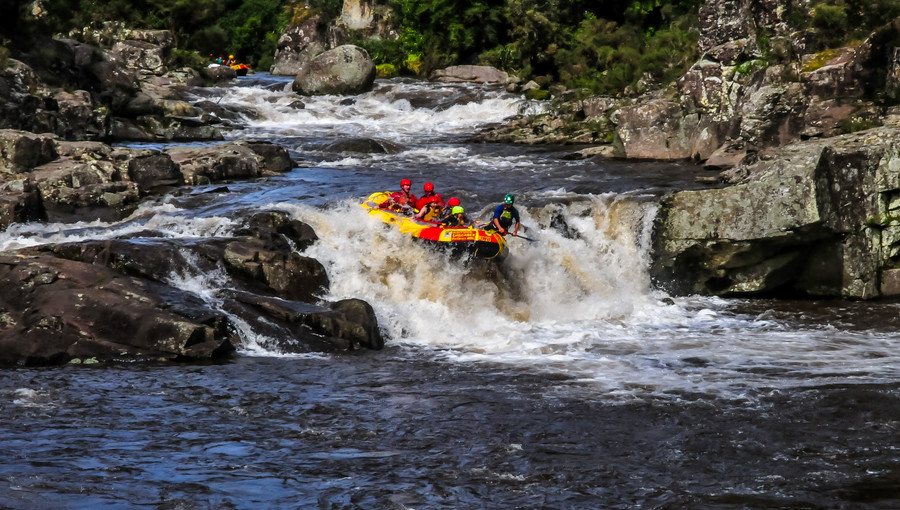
[448,197,460,207]
[424,182,434,192]
[401,179,411,187]
[429,196,440,203]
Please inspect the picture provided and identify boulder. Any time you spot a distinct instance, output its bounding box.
[165,141,292,184]
[29,158,142,223]
[0,180,44,230]
[53,89,107,140]
[292,45,375,96]
[204,64,238,82]
[0,129,58,177]
[0,253,237,366]
[324,137,405,154]
[111,147,183,191]
[109,39,168,76]
[429,65,511,84]
[651,127,900,299]
[272,16,329,76]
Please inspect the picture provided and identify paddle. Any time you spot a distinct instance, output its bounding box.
[510,233,536,242]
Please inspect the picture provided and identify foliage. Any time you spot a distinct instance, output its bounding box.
[0,46,8,69]
[790,0,900,52]
[733,59,766,78]
[376,63,398,78]
[390,0,507,73]
[838,116,875,134]
[14,0,288,68]
[550,12,698,96]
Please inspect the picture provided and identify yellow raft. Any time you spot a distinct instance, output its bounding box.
[361,192,508,261]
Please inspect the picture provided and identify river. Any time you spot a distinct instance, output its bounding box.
[2,75,900,508]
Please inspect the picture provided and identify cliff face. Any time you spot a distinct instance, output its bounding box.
[647,2,900,300]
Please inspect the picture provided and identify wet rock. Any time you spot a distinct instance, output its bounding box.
[223,292,383,352]
[37,221,381,354]
[324,137,405,154]
[240,210,319,251]
[111,147,183,191]
[193,100,258,123]
[204,64,237,82]
[292,45,375,96]
[0,253,237,367]
[29,158,142,223]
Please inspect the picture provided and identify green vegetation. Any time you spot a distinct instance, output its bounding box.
[8,0,900,96]
[839,116,876,134]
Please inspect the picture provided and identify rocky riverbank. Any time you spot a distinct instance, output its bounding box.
[0,131,384,366]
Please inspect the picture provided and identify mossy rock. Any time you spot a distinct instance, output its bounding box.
[524,88,550,100]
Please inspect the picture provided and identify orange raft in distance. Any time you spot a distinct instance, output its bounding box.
[361,192,508,261]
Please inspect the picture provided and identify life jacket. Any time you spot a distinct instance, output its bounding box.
[420,204,442,222]
[443,214,469,227]
[382,191,417,213]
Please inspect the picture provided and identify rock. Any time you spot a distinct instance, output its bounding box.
[109,39,167,76]
[0,129,58,177]
[165,141,291,184]
[29,158,142,223]
[612,97,732,160]
[292,45,375,96]
[704,141,748,170]
[111,147,183,191]
[0,253,237,366]
[204,64,238,82]
[429,65,511,84]
[53,90,106,140]
[236,141,293,174]
[240,210,319,252]
[0,180,44,229]
[272,16,329,76]
[106,115,223,142]
[324,137,405,154]
[651,127,900,299]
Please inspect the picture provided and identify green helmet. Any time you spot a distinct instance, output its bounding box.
[504,194,515,205]
[451,206,464,215]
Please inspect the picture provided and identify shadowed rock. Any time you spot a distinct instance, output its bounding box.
[0,253,237,366]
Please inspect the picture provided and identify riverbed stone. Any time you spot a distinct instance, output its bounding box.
[0,130,58,177]
[292,45,375,96]
[652,127,900,299]
[0,253,237,366]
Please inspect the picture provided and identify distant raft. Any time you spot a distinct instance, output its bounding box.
[361,192,508,261]
[231,63,250,76]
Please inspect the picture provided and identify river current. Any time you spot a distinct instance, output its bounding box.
[2,75,900,508]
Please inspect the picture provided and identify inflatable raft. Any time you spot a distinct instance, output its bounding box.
[361,192,508,261]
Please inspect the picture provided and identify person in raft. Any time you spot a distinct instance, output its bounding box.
[415,182,444,211]
[489,193,520,236]
[414,195,445,221]
[442,205,472,227]
[380,179,418,215]
[437,197,461,223]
